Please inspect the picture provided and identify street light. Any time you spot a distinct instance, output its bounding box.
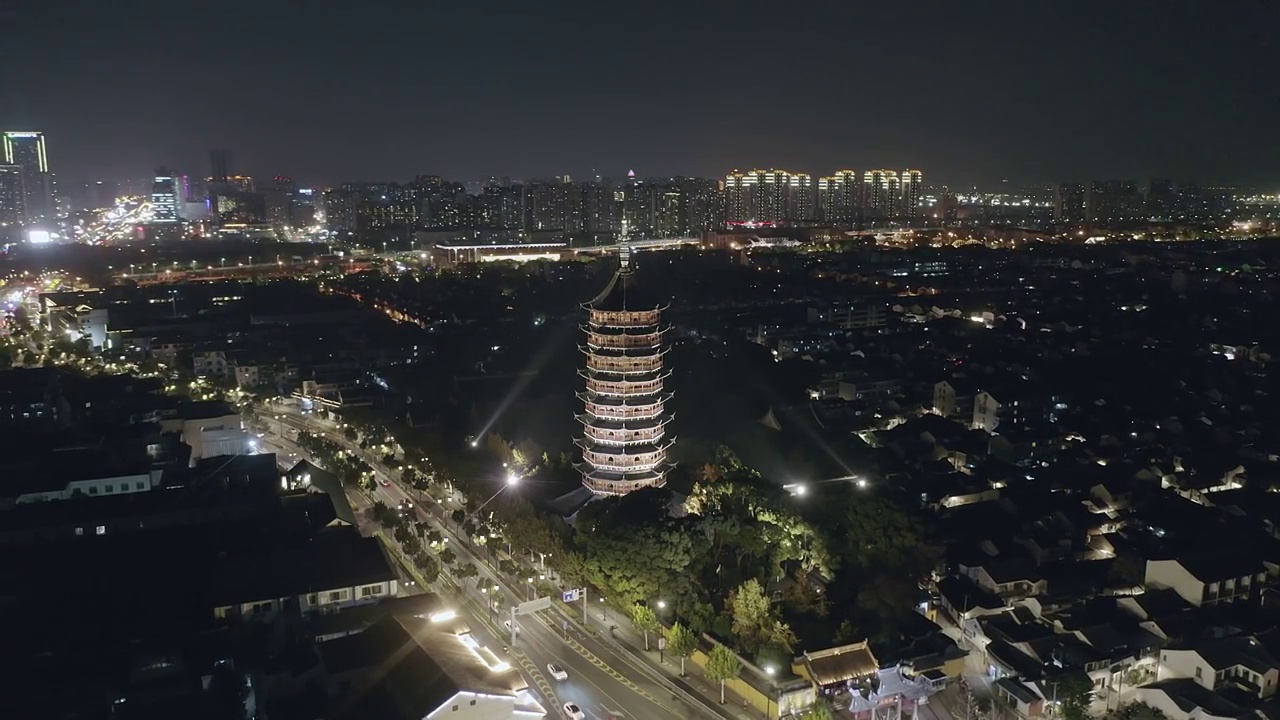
[765,666,777,719]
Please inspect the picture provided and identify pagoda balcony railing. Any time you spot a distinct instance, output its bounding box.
[584,356,665,374]
[588,309,661,327]
[579,425,667,446]
[583,377,665,396]
[581,400,668,420]
[582,449,669,472]
[585,333,663,350]
[582,474,667,496]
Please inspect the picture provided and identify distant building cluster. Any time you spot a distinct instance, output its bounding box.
[321,173,722,243]
[1055,180,1237,225]
[725,168,923,224]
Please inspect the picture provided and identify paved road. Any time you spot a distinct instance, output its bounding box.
[260,407,710,719]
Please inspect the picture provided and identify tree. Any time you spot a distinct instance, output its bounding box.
[203,664,249,720]
[414,553,440,584]
[439,547,457,567]
[632,604,660,651]
[705,644,743,704]
[1054,674,1095,720]
[805,700,835,720]
[665,622,699,676]
[727,579,774,652]
[456,561,480,588]
[725,579,796,654]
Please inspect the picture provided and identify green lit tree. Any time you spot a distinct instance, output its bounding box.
[665,621,699,676]
[706,645,743,704]
[632,603,660,651]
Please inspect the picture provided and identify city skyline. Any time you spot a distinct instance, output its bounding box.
[4,0,1277,188]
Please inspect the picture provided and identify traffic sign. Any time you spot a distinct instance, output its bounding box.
[563,589,580,603]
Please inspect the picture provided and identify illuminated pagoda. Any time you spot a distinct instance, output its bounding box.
[575,229,674,495]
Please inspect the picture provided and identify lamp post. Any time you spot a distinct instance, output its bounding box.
[600,596,607,621]
[765,665,777,719]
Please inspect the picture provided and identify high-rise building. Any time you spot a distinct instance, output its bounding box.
[901,170,923,218]
[672,177,722,234]
[481,181,525,232]
[817,170,859,223]
[1086,181,1143,224]
[575,249,674,496]
[209,150,231,183]
[150,168,181,223]
[264,175,298,226]
[1055,183,1087,223]
[0,165,24,225]
[2,132,53,222]
[861,170,900,218]
[724,169,812,223]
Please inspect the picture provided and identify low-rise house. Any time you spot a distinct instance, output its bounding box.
[209,526,399,622]
[1144,553,1268,607]
[1157,634,1280,699]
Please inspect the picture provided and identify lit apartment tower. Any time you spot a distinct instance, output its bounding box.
[901,170,923,217]
[150,168,181,222]
[818,170,859,223]
[862,169,900,218]
[3,132,53,222]
[724,169,811,223]
[575,239,675,496]
[0,166,25,225]
[793,173,815,221]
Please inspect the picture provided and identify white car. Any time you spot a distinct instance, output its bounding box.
[562,703,585,720]
[547,663,568,681]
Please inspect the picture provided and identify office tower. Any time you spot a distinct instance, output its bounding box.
[150,168,181,222]
[209,150,231,183]
[861,170,900,218]
[264,175,298,226]
[2,132,54,222]
[901,170,923,218]
[818,170,859,223]
[0,166,24,225]
[1055,183,1087,223]
[723,169,811,223]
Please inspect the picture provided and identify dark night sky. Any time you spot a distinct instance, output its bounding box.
[4,0,1277,187]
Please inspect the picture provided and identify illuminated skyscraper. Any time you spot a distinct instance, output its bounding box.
[724,169,813,223]
[2,132,53,222]
[575,241,674,496]
[150,168,181,223]
[818,170,859,223]
[901,170,922,218]
[861,169,900,218]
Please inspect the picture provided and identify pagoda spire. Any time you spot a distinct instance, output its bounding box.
[618,218,632,274]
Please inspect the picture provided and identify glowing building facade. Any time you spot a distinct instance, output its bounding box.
[575,244,674,495]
